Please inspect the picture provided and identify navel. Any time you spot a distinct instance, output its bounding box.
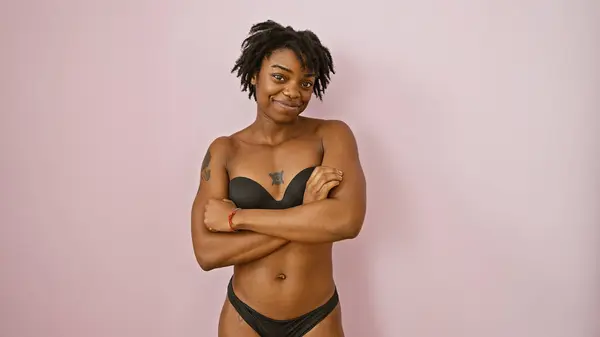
[276,273,287,280]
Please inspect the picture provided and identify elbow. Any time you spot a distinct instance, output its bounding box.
[340,222,362,240]
[195,245,232,271]
[194,243,221,271]
[334,215,364,241]
[193,234,227,271]
[193,238,214,271]
[195,252,216,271]
[332,200,365,240]
[347,226,362,239]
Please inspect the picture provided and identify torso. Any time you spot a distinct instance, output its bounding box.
[225,117,335,319]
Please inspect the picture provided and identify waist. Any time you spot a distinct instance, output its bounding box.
[235,241,333,276]
[231,244,335,318]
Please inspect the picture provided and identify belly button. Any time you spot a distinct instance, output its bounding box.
[276,273,287,280]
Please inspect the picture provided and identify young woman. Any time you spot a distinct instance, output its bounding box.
[191,20,367,337]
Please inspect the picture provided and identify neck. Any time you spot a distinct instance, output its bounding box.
[249,110,300,145]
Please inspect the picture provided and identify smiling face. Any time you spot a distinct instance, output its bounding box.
[252,48,316,123]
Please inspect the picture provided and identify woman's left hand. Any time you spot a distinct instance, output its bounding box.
[204,199,237,232]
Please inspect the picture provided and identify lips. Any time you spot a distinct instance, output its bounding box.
[273,99,302,108]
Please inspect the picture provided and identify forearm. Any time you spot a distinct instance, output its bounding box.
[233,199,362,243]
[194,230,288,271]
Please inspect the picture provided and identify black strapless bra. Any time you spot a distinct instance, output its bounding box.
[228,166,316,210]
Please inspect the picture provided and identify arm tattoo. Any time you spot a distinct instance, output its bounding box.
[201,150,211,181]
[269,170,284,185]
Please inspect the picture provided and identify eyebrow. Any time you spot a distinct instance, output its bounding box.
[270,64,316,77]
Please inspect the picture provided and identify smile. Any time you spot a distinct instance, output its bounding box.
[273,100,302,110]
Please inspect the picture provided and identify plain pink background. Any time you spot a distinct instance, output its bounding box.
[1,1,598,336]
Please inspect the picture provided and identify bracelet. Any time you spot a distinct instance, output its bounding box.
[228,208,241,232]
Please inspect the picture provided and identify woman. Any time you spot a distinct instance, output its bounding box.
[191,20,367,337]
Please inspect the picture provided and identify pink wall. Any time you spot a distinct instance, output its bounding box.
[1,1,598,336]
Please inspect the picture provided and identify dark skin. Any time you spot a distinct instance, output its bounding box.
[191,48,367,337]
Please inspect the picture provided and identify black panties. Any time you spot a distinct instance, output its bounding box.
[227,277,339,337]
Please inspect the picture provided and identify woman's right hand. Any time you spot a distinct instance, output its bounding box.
[303,166,343,204]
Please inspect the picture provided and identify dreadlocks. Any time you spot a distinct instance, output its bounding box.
[231,20,335,100]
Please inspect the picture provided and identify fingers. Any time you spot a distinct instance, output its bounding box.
[314,166,343,176]
[307,166,341,181]
[307,166,343,190]
[203,208,217,232]
[304,166,343,202]
[314,174,342,194]
[311,173,342,192]
[317,179,341,195]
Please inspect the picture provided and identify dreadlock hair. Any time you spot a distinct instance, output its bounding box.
[231,20,335,101]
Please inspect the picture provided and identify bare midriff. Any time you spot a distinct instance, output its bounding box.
[232,241,335,320]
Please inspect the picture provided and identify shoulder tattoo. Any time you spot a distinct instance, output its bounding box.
[201,150,211,181]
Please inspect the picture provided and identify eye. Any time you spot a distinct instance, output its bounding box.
[272,74,285,81]
[301,81,313,88]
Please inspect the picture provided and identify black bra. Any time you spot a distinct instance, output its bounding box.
[228,166,316,210]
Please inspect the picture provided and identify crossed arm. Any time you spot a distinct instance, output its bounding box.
[191,137,288,271]
[191,121,366,271]
[232,120,367,243]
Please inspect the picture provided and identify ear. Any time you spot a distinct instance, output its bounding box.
[251,73,257,85]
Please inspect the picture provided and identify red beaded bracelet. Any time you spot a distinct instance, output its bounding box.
[228,208,241,232]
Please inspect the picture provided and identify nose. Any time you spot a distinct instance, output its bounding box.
[283,84,301,99]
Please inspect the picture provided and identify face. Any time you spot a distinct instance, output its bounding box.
[252,48,316,123]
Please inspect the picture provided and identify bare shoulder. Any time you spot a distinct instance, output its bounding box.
[300,117,355,137]
[207,135,233,151]
[202,136,235,172]
[311,118,357,148]
[319,119,354,135]
[205,135,238,158]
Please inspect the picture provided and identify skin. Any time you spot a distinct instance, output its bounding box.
[191,48,367,337]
